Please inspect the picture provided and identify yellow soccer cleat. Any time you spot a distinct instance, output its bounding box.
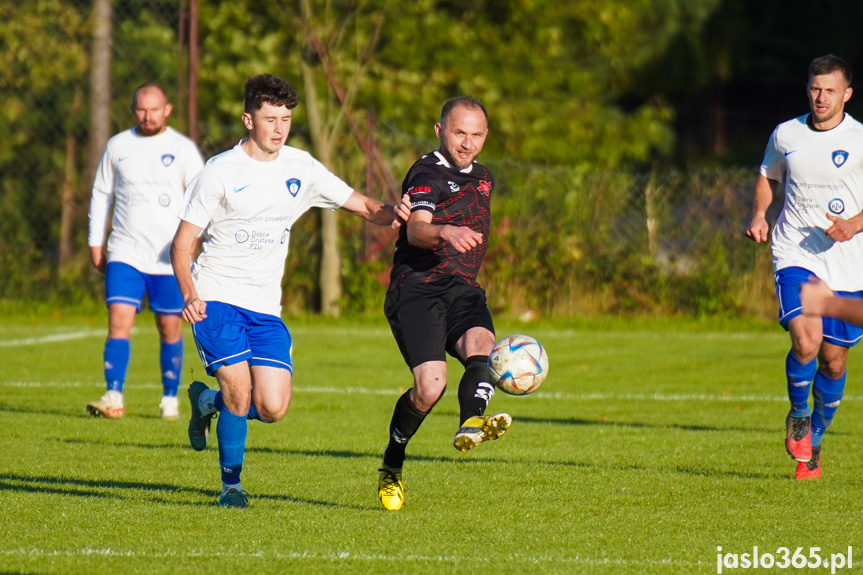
[453,413,512,453]
[378,466,405,511]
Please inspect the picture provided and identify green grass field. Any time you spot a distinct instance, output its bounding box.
[2,313,862,574]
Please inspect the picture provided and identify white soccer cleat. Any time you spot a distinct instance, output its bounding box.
[87,391,125,419]
[159,395,180,420]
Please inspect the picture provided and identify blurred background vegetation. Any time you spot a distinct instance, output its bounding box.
[3,0,863,319]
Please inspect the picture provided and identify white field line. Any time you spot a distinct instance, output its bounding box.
[0,329,106,347]
[2,379,861,403]
[0,325,779,345]
[287,326,778,341]
[0,547,705,568]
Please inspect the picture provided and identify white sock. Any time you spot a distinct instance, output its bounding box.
[222,482,242,496]
[104,390,123,405]
[199,388,218,415]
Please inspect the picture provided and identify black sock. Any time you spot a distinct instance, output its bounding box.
[458,355,495,424]
[382,390,429,470]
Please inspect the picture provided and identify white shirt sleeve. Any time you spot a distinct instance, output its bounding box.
[307,156,354,211]
[181,166,225,229]
[88,144,115,247]
[759,127,786,182]
[180,140,205,189]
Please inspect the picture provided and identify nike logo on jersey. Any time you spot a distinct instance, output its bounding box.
[118,156,131,162]
[233,184,250,193]
[784,150,798,156]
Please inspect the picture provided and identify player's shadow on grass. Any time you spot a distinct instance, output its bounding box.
[0,403,94,419]
[0,472,369,510]
[59,438,191,451]
[55,433,778,481]
[0,472,212,502]
[246,446,775,480]
[495,412,851,436]
[0,403,176,420]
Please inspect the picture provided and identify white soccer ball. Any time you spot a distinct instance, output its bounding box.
[488,334,549,395]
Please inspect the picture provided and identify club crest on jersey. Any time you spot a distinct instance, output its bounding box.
[478,180,492,195]
[832,150,849,167]
[161,154,175,166]
[829,198,846,214]
[448,181,460,193]
[158,193,170,207]
[286,178,301,197]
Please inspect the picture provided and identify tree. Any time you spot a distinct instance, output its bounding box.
[0,0,88,297]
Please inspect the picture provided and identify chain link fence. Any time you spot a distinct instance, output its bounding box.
[0,1,778,318]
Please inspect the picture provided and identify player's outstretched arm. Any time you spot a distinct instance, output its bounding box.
[745,175,778,242]
[340,191,409,228]
[801,277,863,325]
[406,209,482,253]
[171,220,207,323]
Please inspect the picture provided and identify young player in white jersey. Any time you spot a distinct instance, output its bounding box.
[747,55,863,480]
[171,74,410,508]
[87,83,204,420]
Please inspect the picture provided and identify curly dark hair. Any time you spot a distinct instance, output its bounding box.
[244,74,299,113]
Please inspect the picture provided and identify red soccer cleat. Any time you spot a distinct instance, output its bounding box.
[794,446,821,480]
[785,412,812,462]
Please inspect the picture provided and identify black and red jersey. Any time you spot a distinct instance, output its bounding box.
[388,150,495,290]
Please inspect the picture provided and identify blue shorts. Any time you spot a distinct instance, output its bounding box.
[775,266,863,347]
[191,301,293,376]
[105,261,183,315]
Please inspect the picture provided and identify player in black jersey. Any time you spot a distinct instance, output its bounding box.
[377,97,511,511]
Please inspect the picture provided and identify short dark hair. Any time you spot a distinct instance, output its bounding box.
[809,54,852,86]
[244,74,299,113]
[131,83,168,108]
[440,96,488,126]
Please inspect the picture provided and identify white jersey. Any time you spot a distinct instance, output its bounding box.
[180,142,354,316]
[761,113,863,291]
[88,127,205,274]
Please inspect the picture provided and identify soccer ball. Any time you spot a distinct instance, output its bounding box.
[488,334,549,395]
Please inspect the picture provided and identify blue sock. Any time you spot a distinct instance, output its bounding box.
[160,339,183,397]
[246,404,271,423]
[104,338,130,393]
[785,352,816,416]
[217,405,249,486]
[811,371,845,448]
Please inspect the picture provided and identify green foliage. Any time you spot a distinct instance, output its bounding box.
[0,0,89,301]
[2,0,779,320]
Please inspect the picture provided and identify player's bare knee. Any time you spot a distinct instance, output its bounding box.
[258,399,290,422]
[790,340,820,364]
[818,361,846,380]
[411,386,445,412]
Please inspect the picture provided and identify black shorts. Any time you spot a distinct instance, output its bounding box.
[384,277,494,369]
